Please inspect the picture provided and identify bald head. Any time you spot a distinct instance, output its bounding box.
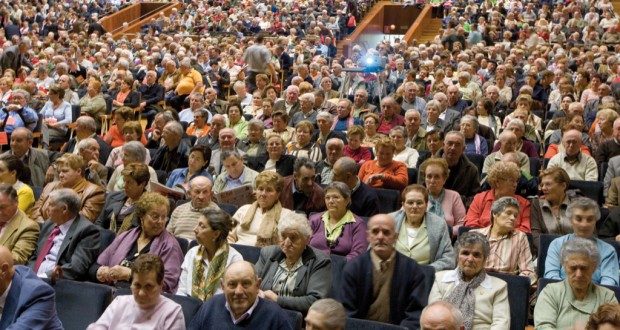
[367,214,397,260]
[421,301,464,330]
[0,245,14,295]
[188,176,213,209]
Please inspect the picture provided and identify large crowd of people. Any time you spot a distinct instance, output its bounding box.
[1,0,620,328]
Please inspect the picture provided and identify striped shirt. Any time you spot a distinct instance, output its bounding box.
[167,201,220,241]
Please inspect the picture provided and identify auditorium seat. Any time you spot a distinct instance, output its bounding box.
[488,272,531,330]
[569,180,604,205]
[230,243,261,264]
[330,254,347,298]
[176,236,189,255]
[537,234,560,279]
[374,188,401,213]
[283,309,303,330]
[538,277,620,301]
[464,153,485,176]
[345,318,408,329]
[53,280,114,330]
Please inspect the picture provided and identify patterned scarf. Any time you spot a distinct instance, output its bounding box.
[191,243,229,301]
[241,201,282,247]
[427,189,445,218]
[445,268,486,330]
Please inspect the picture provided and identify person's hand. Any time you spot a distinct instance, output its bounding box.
[152,129,161,141]
[45,167,56,183]
[365,173,384,185]
[88,160,100,173]
[96,266,111,283]
[195,81,204,89]
[261,290,278,302]
[112,100,122,106]
[140,101,146,108]
[616,233,620,242]
[108,265,131,281]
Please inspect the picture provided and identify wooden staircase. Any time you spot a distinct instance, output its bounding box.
[417,18,442,44]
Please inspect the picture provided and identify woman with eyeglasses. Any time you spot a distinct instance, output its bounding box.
[90,192,183,293]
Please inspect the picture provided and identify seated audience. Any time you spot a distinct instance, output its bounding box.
[107,141,158,192]
[40,84,72,148]
[87,254,185,330]
[286,120,322,162]
[305,299,346,330]
[213,150,259,194]
[332,99,361,131]
[256,213,332,314]
[177,209,242,299]
[362,113,382,147]
[420,301,464,330]
[309,182,368,260]
[103,107,135,148]
[0,184,39,265]
[535,237,618,329]
[460,115,489,157]
[246,134,296,177]
[313,111,347,146]
[332,157,380,217]
[227,102,248,141]
[482,130,530,174]
[150,121,190,173]
[358,136,408,190]
[4,127,49,187]
[585,303,620,330]
[264,111,296,145]
[237,119,267,158]
[166,145,212,189]
[429,232,510,330]
[0,89,38,133]
[61,116,112,165]
[547,129,598,181]
[434,131,481,199]
[316,138,345,184]
[280,157,326,215]
[105,121,149,168]
[91,192,183,293]
[344,125,372,164]
[77,138,108,189]
[390,126,419,168]
[492,119,539,158]
[0,154,35,215]
[168,176,220,241]
[110,77,140,111]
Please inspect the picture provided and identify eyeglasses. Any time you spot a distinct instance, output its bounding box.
[147,213,167,222]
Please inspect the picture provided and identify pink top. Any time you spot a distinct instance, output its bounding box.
[87,295,185,330]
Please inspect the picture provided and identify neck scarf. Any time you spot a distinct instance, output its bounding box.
[241,201,282,247]
[427,189,445,218]
[191,243,229,301]
[321,210,356,247]
[446,268,487,330]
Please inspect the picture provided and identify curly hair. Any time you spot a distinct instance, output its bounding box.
[487,161,520,189]
[135,192,170,219]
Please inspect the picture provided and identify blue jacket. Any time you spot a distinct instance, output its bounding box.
[0,266,62,330]
[166,168,213,188]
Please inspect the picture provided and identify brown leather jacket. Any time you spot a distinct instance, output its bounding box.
[30,179,105,223]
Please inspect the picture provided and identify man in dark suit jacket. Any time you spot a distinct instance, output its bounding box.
[332,157,379,217]
[28,189,100,281]
[137,70,165,126]
[0,41,33,73]
[150,121,190,173]
[5,127,49,187]
[274,85,301,120]
[313,111,347,146]
[60,116,111,165]
[0,246,63,330]
[339,214,428,329]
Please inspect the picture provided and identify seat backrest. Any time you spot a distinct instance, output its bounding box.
[284,309,303,330]
[529,157,540,177]
[345,318,408,329]
[488,272,530,330]
[457,226,476,236]
[32,186,43,201]
[600,162,608,184]
[374,188,401,214]
[71,105,81,122]
[603,239,620,263]
[155,170,168,185]
[217,202,239,217]
[537,234,560,279]
[418,264,435,301]
[176,237,189,255]
[99,228,116,254]
[53,280,114,330]
[569,180,604,205]
[230,243,261,264]
[407,167,417,185]
[464,153,484,175]
[329,254,347,298]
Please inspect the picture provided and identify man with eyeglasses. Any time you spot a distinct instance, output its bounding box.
[0,89,38,134]
[548,129,598,181]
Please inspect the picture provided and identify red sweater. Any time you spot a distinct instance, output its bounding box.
[344,146,372,164]
[464,190,531,233]
[358,160,408,190]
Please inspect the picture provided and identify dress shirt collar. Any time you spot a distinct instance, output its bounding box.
[58,218,77,235]
[370,249,395,272]
[441,268,493,289]
[351,178,361,193]
[225,296,260,324]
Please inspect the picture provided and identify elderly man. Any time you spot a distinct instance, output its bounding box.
[213,150,258,194]
[274,85,301,118]
[339,214,428,328]
[333,99,361,132]
[432,92,460,132]
[4,127,49,187]
[352,89,378,120]
[106,141,158,192]
[404,109,427,151]
[169,58,203,111]
[313,90,337,115]
[145,112,174,148]
[544,198,619,286]
[547,129,597,181]
[28,188,100,280]
[77,138,108,189]
[232,81,253,108]
[483,131,530,174]
[79,80,106,129]
[210,127,245,176]
[189,261,294,329]
[58,75,79,105]
[291,93,318,127]
[377,97,405,135]
[0,184,39,265]
[0,39,33,73]
[402,82,426,112]
[536,237,618,329]
[0,89,38,133]
[280,157,325,215]
[332,157,379,217]
[137,70,165,126]
[168,176,220,241]
[305,299,346,330]
[150,121,190,173]
[492,119,539,158]
[237,119,267,158]
[60,116,112,164]
[421,301,464,330]
[313,111,347,145]
[178,92,207,125]
[196,114,226,150]
[0,245,62,329]
[358,136,408,190]
[316,138,344,185]
[204,87,228,115]
[446,85,468,114]
[432,131,480,198]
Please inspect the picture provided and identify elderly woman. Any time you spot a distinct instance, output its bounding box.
[358,136,408,190]
[460,115,489,157]
[530,168,577,253]
[91,192,184,293]
[31,153,105,223]
[104,107,136,148]
[257,98,274,129]
[229,171,296,247]
[227,102,248,141]
[362,113,382,147]
[591,108,618,155]
[476,97,501,137]
[308,182,368,261]
[264,111,296,145]
[496,119,539,158]
[88,254,185,329]
[177,209,242,300]
[106,121,150,168]
[256,213,332,314]
[471,197,536,283]
[243,90,264,117]
[465,162,531,232]
[41,84,72,146]
[389,184,455,271]
[0,154,35,215]
[186,108,210,139]
[247,134,295,177]
[535,237,618,329]
[237,119,266,158]
[0,77,13,103]
[429,232,510,330]
[390,126,419,168]
[96,163,150,234]
[422,100,444,133]
[79,79,106,128]
[166,145,212,189]
[286,120,322,162]
[344,125,372,164]
[421,158,466,237]
[111,77,141,110]
[107,141,158,192]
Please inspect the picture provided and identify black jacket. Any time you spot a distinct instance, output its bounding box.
[247,154,295,177]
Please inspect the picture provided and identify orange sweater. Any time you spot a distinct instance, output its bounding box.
[358,160,408,190]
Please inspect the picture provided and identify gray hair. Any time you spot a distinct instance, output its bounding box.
[123,141,147,163]
[389,126,407,137]
[560,237,601,268]
[455,232,490,261]
[12,89,30,101]
[48,188,81,215]
[221,149,243,161]
[77,138,97,152]
[461,114,479,131]
[334,157,358,176]
[491,196,521,217]
[294,157,316,172]
[445,130,466,143]
[180,58,192,68]
[324,181,351,201]
[165,121,184,137]
[421,301,464,330]
[506,118,525,131]
[566,197,601,222]
[247,119,264,130]
[426,100,441,111]
[308,299,346,330]
[299,93,315,104]
[278,213,312,239]
[77,116,97,132]
[316,111,333,121]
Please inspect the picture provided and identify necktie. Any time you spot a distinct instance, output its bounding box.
[34,226,61,272]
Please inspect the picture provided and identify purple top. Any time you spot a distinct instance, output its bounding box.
[308,211,369,261]
[97,227,184,293]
